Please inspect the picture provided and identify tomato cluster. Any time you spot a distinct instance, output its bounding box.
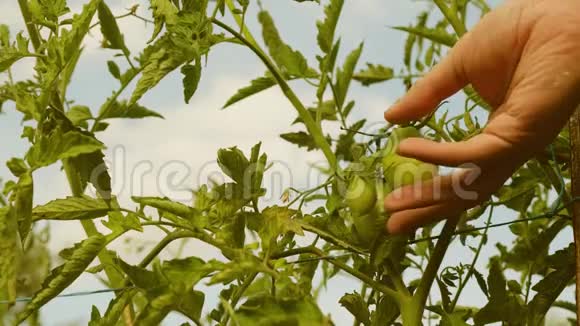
[343,127,438,246]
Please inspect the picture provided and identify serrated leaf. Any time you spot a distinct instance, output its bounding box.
[393,26,457,47]
[182,62,202,104]
[473,269,489,298]
[130,43,186,105]
[149,0,178,42]
[26,128,105,170]
[64,0,100,60]
[99,100,164,120]
[339,292,370,325]
[353,64,394,86]
[17,234,107,322]
[335,43,363,108]
[67,105,93,126]
[32,196,111,221]
[527,244,575,325]
[97,1,129,55]
[280,131,318,151]
[258,10,309,77]
[316,0,344,53]
[223,74,276,109]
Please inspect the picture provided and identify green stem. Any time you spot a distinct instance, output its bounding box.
[412,217,459,320]
[221,272,258,325]
[17,0,43,52]
[433,0,467,37]
[211,18,338,170]
[449,206,494,311]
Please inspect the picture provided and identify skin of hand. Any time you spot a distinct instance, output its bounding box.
[383,0,580,234]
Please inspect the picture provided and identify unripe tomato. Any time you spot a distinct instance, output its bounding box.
[353,182,392,246]
[389,159,438,189]
[383,126,422,154]
[382,127,438,189]
[353,211,385,246]
[344,176,376,215]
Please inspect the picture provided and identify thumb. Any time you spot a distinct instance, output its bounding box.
[384,35,471,124]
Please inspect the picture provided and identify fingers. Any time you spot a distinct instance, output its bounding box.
[396,133,512,167]
[384,36,470,124]
[386,203,458,235]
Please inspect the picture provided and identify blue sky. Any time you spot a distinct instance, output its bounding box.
[0,0,574,325]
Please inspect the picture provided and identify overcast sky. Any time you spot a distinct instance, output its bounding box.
[0,0,573,325]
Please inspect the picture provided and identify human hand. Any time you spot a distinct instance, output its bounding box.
[383,0,580,234]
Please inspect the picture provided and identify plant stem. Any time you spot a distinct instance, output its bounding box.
[211,18,338,170]
[433,0,467,37]
[568,106,580,320]
[17,0,42,52]
[449,206,493,311]
[412,217,459,321]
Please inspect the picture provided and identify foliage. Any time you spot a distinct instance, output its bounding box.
[0,0,575,325]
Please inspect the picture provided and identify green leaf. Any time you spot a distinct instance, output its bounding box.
[130,41,186,105]
[316,0,344,53]
[107,60,121,79]
[67,105,93,126]
[6,157,28,177]
[99,100,164,120]
[527,244,575,325]
[254,206,303,251]
[64,0,100,60]
[371,295,399,326]
[280,131,318,151]
[258,10,309,77]
[97,1,129,55]
[0,49,28,73]
[223,74,277,109]
[339,292,370,326]
[236,295,325,325]
[182,62,202,104]
[353,64,394,86]
[14,171,33,243]
[132,196,194,220]
[0,206,18,303]
[32,196,111,221]
[89,288,138,326]
[473,269,489,298]
[217,146,250,184]
[335,43,363,108]
[69,150,112,198]
[102,211,143,233]
[149,0,178,42]
[26,128,105,170]
[393,26,457,47]
[17,234,107,322]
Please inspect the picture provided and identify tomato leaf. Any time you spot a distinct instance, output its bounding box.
[17,234,107,323]
[32,196,111,221]
[316,0,343,54]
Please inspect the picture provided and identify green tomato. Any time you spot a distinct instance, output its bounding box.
[384,126,422,154]
[383,156,438,189]
[353,210,387,247]
[353,182,392,247]
[344,176,376,215]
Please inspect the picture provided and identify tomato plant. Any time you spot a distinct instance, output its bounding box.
[0,0,576,325]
